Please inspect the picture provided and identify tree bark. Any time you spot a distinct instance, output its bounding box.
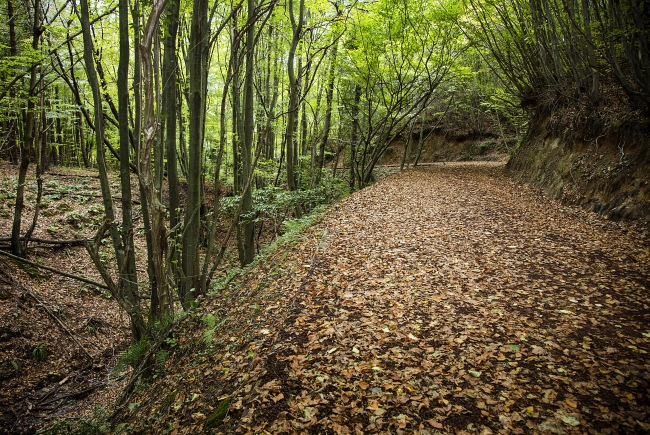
[285,0,305,218]
[117,0,140,319]
[182,0,209,305]
[11,0,41,257]
[241,0,256,265]
[79,0,146,341]
[316,40,338,183]
[163,0,181,280]
[139,0,171,319]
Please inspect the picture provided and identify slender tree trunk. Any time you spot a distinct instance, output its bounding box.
[413,108,427,167]
[285,0,304,217]
[241,0,256,265]
[349,84,361,191]
[79,0,147,341]
[300,62,311,157]
[117,0,140,319]
[581,0,600,104]
[6,0,18,164]
[316,40,338,183]
[163,0,180,279]
[11,0,41,257]
[154,31,163,196]
[139,0,171,319]
[132,2,158,303]
[231,20,245,264]
[182,0,209,305]
[77,110,90,167]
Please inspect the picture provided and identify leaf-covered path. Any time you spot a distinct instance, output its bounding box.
[246,163,650,434]
[123,163,650,434]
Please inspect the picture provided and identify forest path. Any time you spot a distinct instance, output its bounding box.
[241,162,650,434]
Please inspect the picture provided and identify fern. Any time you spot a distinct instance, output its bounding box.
[201,313,227,347]
[202,329,215,346]
[113,337,152,375]
[155,349,170,369]
[151,312,182,336]
[203,313,216,329]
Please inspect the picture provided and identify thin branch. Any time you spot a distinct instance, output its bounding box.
[0,249,109,289]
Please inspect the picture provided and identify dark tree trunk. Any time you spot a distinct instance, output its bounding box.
[11,0,41,257]
[117,0,140,318]
[79,0,147,341]
[182,0,209,305]
[163,0,181,277]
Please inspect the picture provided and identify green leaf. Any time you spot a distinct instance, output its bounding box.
[561,415,580,426]
[468,369,481,377]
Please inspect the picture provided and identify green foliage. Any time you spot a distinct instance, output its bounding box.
[113,337,152,375]
[155,349,170,370]
[32,345,49,362]
[201,313,226,346]
[204,398,231,429]
[43,406,111,435]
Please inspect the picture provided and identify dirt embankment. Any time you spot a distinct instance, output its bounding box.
[378,131,510,166]
[506,115,650,225]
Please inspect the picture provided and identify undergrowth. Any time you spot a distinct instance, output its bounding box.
[41,406,110,435]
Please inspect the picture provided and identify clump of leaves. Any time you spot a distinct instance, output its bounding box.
[201,313,226,346]
[65,210,89,228]
[44,406,110,434]
[32,343,48,361]
[55,202,72,212]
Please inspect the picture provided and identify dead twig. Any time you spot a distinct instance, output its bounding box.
[0,236,90,246]
[0,249,108,289]
[21,283,94,362]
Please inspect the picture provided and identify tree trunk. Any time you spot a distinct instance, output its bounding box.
[79,0,147,341]
[182,0,209,305]
[349,84,361,191]
[316,40,338,183]
[163,0,180,279]
[139,0,171,319]
[131,1,159,306]
[285,0,305,218]
[6,0,18,164]
[241,0,256,265]
[11,0,41,257]
[117,0,141,319]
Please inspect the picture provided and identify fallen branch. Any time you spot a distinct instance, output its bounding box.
[46,172,98,178]
[0,249,108,289]
[21,283,94,362]
[37,383,104,408]
[0,236,90,246]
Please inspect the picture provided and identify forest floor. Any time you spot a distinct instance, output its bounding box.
[0,161,134,434]
[114,162,650,435]
[1,161,649,434]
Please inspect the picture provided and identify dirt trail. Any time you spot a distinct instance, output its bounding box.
[121,162,650,434]
[249,163,650,434]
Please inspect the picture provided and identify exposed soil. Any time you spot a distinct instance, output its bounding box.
[377,132,511,166]
[112,162,650,434]
[507,115,650,224]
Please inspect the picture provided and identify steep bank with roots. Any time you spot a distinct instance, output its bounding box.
[507,114,650,225]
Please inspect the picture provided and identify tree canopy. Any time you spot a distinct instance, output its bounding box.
[0,0,647,342]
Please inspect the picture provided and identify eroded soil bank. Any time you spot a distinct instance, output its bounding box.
[506,116,650,224]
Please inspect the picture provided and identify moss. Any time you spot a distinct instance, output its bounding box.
[204,398,231,429]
